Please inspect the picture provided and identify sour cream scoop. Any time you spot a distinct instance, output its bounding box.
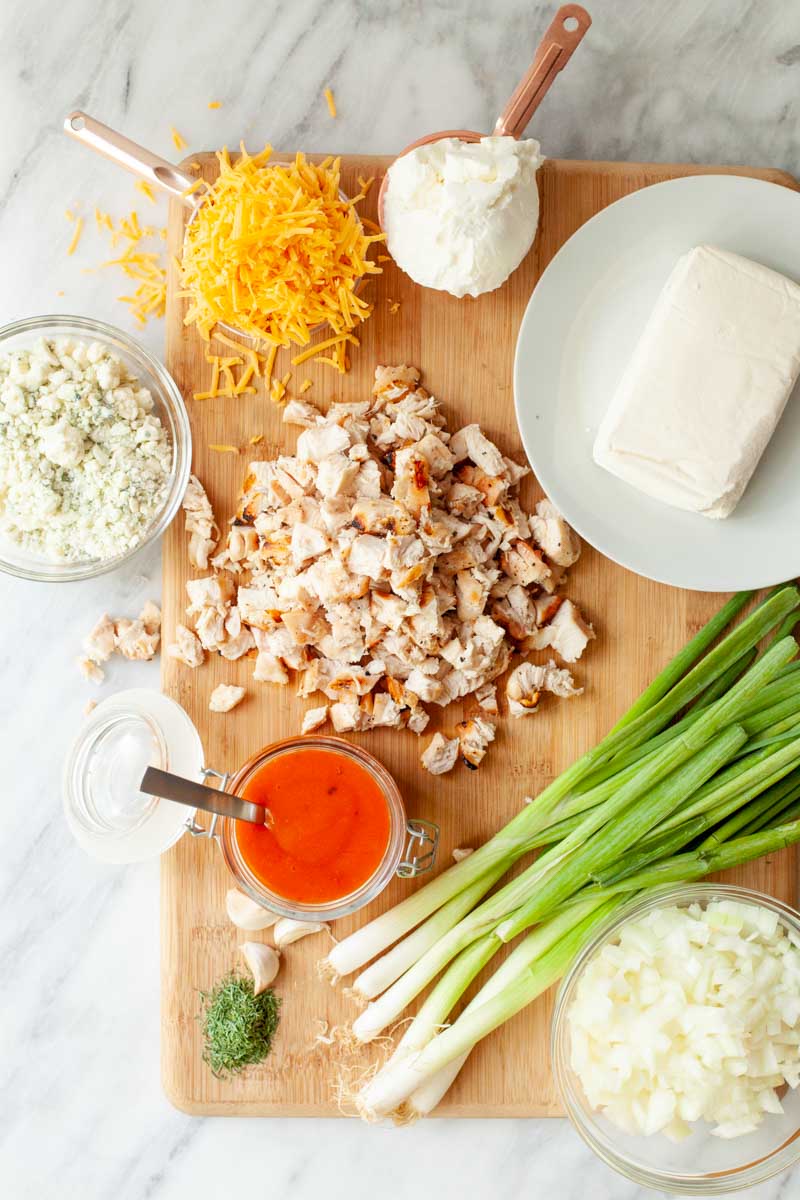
[378,5,591,297]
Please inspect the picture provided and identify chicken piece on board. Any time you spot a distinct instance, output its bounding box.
[209,684,246,713]
[420,732,460,775]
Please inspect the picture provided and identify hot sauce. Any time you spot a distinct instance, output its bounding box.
[235,747,391,905]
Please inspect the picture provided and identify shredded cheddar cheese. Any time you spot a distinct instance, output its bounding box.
[208,101,222,110]
[135,180,157,204]
[324,88,337,118]
[299,379,313,394]
[208,443,240,454]
[356,174,374,196]
[179,146,383,353]
[171,126,188,151]
[66,216,84,256]
[249,433,264,445]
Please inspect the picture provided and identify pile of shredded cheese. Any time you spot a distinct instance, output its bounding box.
[179,145,383,354]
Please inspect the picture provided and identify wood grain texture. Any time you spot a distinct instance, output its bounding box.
[161,154,798,1117]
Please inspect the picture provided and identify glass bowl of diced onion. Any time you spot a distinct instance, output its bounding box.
[551,884,800,1194]
[0,314,191,582]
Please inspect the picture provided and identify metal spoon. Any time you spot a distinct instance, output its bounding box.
[140,765,269,826]
[377,3,592,227]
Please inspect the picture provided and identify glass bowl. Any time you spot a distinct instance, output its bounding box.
[551,883,800,1194]
[0,314,191,581]
[218,736,409,923]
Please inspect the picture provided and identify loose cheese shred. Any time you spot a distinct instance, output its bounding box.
[377,254,391,263]
[290,333,359,368]
[356,174,374,196]
[180,177,207,199]
[324,88,337,118]
[135,180,157,204]
[249,433,264,445]
[208,443,240,454]
[171,126,188,151]
[299,379,313,394]
[208,101,222,110]
[66,216,84,256]
[387,298,401,314]
[179,146,383,351]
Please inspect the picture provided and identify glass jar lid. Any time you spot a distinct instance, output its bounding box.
[64,689,203,863]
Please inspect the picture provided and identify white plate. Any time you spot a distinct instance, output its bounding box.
[514,173,800,592]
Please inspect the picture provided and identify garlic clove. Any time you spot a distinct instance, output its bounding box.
[226,888,279,931]
[240,941,281,995]
[452,847,474,863]
[273,917,330,949]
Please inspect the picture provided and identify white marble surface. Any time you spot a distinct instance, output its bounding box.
[2,1,800,1196]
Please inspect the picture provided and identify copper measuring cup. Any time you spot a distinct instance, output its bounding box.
[377,4,591,227]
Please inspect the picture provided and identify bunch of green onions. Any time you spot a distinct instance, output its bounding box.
[319,585,800,1122]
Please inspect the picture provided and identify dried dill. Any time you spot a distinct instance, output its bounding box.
[199,970,281,1078]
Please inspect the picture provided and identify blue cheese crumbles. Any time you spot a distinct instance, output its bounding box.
[0,337,172,561]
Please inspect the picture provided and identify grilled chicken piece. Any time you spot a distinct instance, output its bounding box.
[529,499,581,568]
[351,497,416,536]
[474,682,498,714]
[500,540,553,589]
[531,599,595,663]
[183,474,219,570]
[506,659,582,717]
[296,423,350,463]
[253,651,289,684]
[167,624,205,668]
[282,399,320,428]
[209,684,246,713]
[449,424,506,476]
[420,732,460,775]
[83,613,116,664]
[301,705,329,734]
[455,716,496,769]
[114,617,160,661]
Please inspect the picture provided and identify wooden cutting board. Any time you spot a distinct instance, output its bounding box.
[161,154,799,1116]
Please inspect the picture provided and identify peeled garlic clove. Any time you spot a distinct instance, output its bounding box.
[226,888,279,931]
[273,918,330,949]
[452,847,474,863]
[240,941,281,995]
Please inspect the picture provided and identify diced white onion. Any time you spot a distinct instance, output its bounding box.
[567,900,800,1141]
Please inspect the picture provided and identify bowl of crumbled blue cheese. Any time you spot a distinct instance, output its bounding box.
[0,315,191,580]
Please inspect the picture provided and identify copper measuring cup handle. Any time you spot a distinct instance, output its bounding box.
[63,111,198,205]
[493,4,592,137]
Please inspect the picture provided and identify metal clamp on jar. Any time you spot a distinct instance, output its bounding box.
[64,690,439,923]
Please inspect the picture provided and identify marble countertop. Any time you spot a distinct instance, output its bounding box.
[2,1,800,1196]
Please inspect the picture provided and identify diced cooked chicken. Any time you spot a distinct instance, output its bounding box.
[114,617,161,661]
[77,656,104,683]
[83,613,116,664]
[407,707,431,735]
[139,601,162,635]
[500,540,553,589]
[529,499,581,568]
[449,424,506,476]
[506,659,582,717]
[209,684,246,713]
[531,599,595,663]
[252,650,289,684]
[420,732,459,775]
[296,423,350,463]
[456,716,495,769]
[475,682,498,714]
[329,700,372,733]
[301,705,329,734]
[282,399,320,428]
[167,624,205,668]
[183,474,219,570]
[177,366,592,741]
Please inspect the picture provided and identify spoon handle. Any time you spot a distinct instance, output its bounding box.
[494,4,591,138]
[140,766,268,825]
[63,111,198,205]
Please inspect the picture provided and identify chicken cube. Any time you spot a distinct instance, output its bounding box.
[529,499,581,567]
[209,684,246,713]
[531,600,595,663]
[301,705,329,734]
[420,732,460,775]
[167,625,205,668]
[456,716,495,769]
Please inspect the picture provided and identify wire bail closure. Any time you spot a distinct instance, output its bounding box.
[184,766,232,838]
[397,819,440,878]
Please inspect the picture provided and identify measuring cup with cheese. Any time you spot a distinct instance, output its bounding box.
[64,112,379,355]
[378,4,591,297]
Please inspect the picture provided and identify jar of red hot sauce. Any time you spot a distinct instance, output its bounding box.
[64,695,437,922]
[216,736,437,922]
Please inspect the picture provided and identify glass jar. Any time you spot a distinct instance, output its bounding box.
[551,883,800,1194]
[64,691,437,919]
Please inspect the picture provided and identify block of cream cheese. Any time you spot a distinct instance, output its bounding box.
[593,245,800,519]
